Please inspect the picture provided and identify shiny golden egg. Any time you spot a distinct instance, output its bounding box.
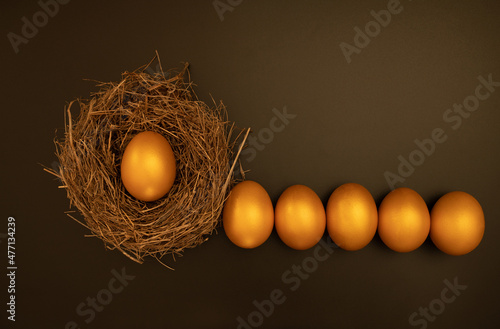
[223,180,274,249]
[430,191,485,256]
[120,131,176,202]
[275,185,326,250]
[326,183,378,251]
[378,187,430,252]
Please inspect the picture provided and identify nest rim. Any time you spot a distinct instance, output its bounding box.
[46,56,248,267]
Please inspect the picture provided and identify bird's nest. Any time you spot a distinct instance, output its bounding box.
[45,56,248,267]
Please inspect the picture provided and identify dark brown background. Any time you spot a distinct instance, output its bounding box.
[1,0,499,328]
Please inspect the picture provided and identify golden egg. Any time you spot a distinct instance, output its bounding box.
[223,180,274,249]
[326,183,378,251]
[120,131,176,202]
[275,185,326,250]
[378,187,430,252]
[430,191,484,256]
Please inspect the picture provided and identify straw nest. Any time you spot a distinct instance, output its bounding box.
[45,56,248,266]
